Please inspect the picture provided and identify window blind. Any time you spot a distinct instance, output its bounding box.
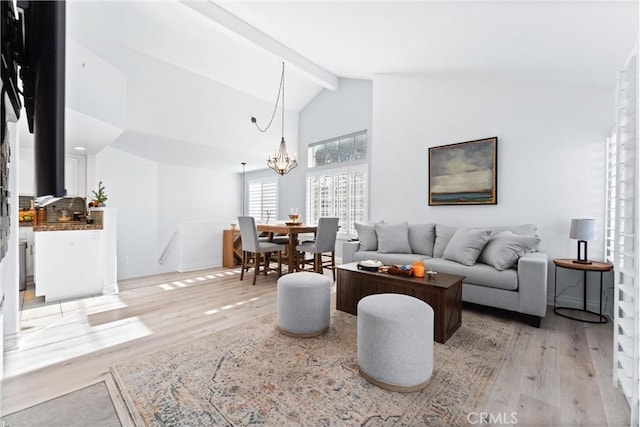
[248,179,278,223]
[306,165,367,237]
[610,49,639,427]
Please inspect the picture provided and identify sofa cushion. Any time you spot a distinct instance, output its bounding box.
[353,251,429,266]
[408,223,436,256]
[355,221,384,251]
[433,225,457,258]
[423,258,518,291]
[487,224,538,237]
[375,222,412,254]
[443,228,493,266]
[479,231,541,270]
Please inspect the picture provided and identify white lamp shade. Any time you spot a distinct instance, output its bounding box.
[569,218,596,241]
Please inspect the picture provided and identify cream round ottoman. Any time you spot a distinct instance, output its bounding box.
[357,293,434,392]
[277,272,331,337]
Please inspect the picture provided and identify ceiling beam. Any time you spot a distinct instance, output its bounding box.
[181,1,339,91]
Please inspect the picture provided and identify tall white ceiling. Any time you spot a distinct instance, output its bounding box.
[19,1,638,172]
[219,0,638,88]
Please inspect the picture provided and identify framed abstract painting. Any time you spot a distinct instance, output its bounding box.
[429,137,498,205]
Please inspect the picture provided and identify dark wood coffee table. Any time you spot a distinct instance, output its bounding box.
[336,262,464,343]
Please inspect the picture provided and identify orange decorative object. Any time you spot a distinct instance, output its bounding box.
[413,261,425,278]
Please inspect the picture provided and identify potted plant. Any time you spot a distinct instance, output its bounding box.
[91,181,108,207]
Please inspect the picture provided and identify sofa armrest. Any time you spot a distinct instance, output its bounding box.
[517,252,548,318]
[343,241,360,264]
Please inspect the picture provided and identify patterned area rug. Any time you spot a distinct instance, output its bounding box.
[111,309,516,426]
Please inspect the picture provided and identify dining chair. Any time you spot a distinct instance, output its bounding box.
[295,217,340,280]
[238,216,285,285]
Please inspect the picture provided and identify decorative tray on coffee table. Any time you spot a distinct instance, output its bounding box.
[388,264,414,276]
[357,260,382,272]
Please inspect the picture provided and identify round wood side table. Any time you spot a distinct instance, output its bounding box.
[553,258,613,323]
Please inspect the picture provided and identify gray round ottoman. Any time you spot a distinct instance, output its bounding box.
[277,272,331,337]
[357,293,434,392]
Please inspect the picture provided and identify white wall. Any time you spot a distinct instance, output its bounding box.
[372,74,614,308]
[92,149,241,279]
[157,164,239,271]
[66,39,126,128]
[299,78,373,149]
[93,147,160,279]
[113,49,299,172]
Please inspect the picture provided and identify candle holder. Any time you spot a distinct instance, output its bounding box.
[413,261,425,278]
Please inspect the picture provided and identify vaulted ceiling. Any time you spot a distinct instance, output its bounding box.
[17,1,639,172]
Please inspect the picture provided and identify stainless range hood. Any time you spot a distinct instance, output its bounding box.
[33,195,64,208]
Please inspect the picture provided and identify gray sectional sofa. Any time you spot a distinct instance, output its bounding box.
[342,222,548,327]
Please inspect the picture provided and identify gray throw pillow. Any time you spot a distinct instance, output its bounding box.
[375,222,412,254]
[408,223,436,256]
[479,231,541,270]
[443,228,493,266]
[488,224,539,238]
[433,224,457,258]
[355,221,383,251]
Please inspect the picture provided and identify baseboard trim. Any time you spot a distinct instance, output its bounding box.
[178,259,221,273]
[3,331,20,351]
[102,282,119,295]
[547,294,613,321]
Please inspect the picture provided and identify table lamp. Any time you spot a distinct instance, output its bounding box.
[569,218,596,264]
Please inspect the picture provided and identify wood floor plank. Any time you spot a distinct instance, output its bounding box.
[584,321,631,427]
[557,312,609,426]
[512,393,562,427]
[482,321,532,410]
[520,312,561,406]
[2,267,631,426]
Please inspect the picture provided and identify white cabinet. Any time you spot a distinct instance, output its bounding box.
[34,230,104,301]
[33,209,117,301]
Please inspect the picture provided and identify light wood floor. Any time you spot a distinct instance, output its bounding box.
[2,267,631,426]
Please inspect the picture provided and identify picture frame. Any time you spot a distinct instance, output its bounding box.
[429,137,498,206]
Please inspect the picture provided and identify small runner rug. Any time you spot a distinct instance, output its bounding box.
[111,309,516,426]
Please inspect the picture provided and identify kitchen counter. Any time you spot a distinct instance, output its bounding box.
[32,222,103,232]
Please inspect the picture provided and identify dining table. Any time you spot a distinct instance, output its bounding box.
[256,223,318,273]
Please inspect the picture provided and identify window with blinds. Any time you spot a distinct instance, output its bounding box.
[608,50,639,426]
[306,166,367,237]
[248,179,278,223]
[306,130,368,237]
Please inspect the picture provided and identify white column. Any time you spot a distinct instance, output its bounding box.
[3,121,21,350]
[92,207,118,295]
